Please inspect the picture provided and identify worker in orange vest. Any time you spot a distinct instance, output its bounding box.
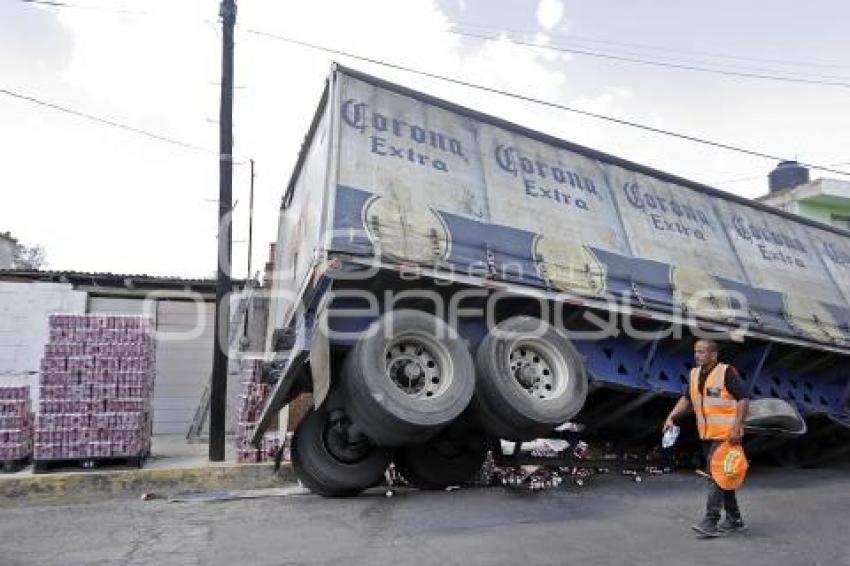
[663,338,750,537]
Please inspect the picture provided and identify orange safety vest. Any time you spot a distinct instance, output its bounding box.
[689,363,738,440]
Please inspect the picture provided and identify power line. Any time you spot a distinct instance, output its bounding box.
[1,87,216,154]
[448,28,850,89]
[18,0,147,15]
[714,161,850,185]
[33,0,850,84]
[452,22,850,72]
[451,25,850,83]
[25,0,850,75]
[562,34,850,72]
[715,173,774,186]
[241,27,850,178]
[12,5,847,175]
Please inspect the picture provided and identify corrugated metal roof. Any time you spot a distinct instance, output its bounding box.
[0,269,245,289]
[0,268,209,282]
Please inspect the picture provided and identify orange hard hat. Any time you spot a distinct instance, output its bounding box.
[710,441,749,490]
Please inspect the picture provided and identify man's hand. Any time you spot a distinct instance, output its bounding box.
[729,426,744,445]
[663,396,692,433]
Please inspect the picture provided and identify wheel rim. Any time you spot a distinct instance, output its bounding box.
[384,331,453,399]
[507,339,570,400]
[322,416,372,464]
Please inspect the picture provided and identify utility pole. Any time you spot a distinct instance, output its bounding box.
[247,158,255,281]
[210,0,236,462]
[243,159,255,340]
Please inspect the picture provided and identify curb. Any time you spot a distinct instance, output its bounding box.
[0,462,296,507]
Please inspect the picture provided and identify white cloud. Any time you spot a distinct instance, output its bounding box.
[0,0,593,276]
[536,0,565,31]
[571,87,631,115]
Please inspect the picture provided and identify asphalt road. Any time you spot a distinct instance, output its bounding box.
[1,468,848,566]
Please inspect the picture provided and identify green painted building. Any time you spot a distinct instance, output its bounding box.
[757,162,850,232]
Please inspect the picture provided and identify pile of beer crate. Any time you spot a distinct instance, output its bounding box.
[34,314,155,472]
[235,359,285,463]
[0,386,33,473]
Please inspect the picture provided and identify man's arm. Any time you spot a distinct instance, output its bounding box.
[729,399,749,444]
[726,366,749,444]
[663,396,692,432]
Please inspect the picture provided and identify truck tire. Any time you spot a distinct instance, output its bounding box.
[395,431,489,489]
[291,407,392,497]
[473,316,588,441]
[341,309,476,446]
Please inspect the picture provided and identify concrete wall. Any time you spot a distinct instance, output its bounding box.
[0,282,87,400]
[0,277,270,439]
[0,281,219,436]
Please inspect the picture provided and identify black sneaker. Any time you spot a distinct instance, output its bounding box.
[719,517,747,533]
[691,518,720,537]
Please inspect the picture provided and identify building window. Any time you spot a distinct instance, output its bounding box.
[831,214,850,231]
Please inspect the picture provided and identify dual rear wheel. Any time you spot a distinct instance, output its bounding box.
[473,316,588,441]
[291,311,588,496]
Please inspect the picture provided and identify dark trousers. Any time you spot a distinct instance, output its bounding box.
[704,442,742,521]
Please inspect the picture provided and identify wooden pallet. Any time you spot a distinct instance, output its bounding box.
[33,453,146,474]
[2,457,30,474]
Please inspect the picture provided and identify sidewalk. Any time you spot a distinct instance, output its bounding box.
[0,435,294,506]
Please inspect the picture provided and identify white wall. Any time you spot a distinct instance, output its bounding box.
[0,282,234,436]
[0,281,87,399]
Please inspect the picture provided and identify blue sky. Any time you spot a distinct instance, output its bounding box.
[1,0,848,276]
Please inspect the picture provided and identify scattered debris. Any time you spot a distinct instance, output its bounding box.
[554,422,583,433]
[384,462,409,488]
[383,465,401,498]
[480,438,672,493]
[376,438,675,496]
[572,441,589,459]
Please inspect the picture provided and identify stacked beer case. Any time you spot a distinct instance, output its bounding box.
[235,359,284,463]
[34,314,155,471]
[0,386,33,472]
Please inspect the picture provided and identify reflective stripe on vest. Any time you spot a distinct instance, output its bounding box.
[698,398,738,408]
[705,416,737,424]
[689,363,738,440]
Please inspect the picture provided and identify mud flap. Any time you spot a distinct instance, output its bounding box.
[309,306,331,409]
